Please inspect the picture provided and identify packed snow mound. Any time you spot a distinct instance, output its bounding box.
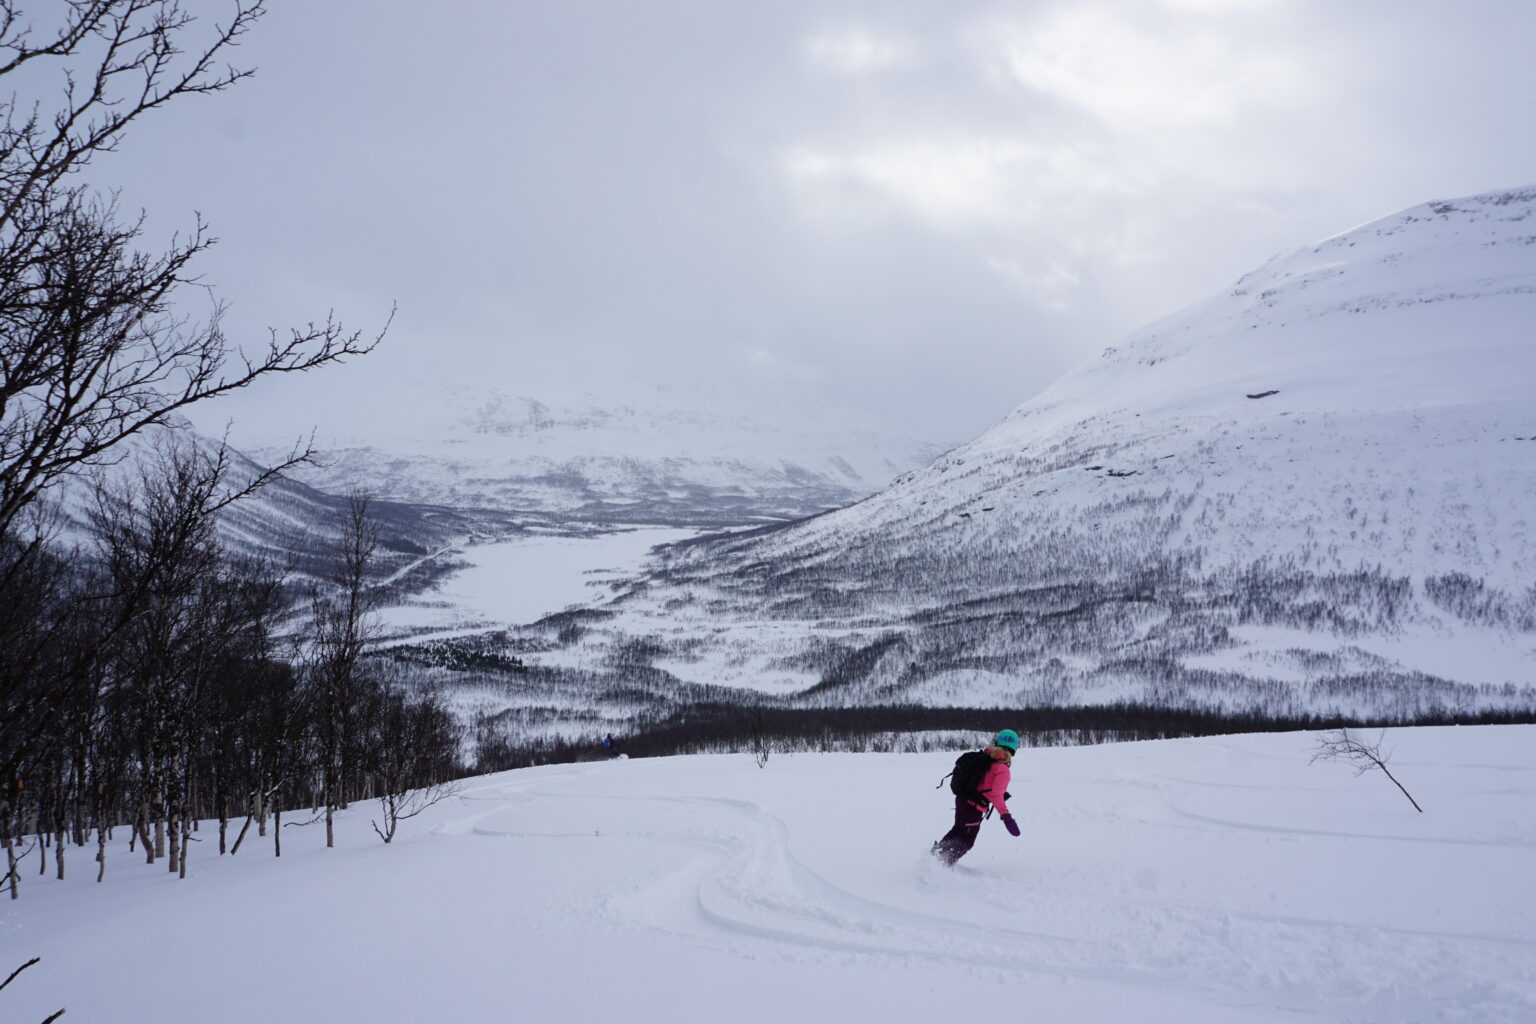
[557,185,1536,713]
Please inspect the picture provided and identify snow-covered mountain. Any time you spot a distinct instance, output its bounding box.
[546,185,1536,718]
[41,424,530,591]
[242,381,952,525]
[206,440,531,583]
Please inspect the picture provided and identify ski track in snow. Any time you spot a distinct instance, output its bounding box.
[1167,805,1536,850]
[6,728,1535,1024]
[466,784,1103,974]
[431,731,1536,1021]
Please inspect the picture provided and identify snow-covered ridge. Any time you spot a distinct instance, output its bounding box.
[791,183,1536,579]
[246,380,953,523]
[549,185,1536,714]
[42,423,525,588]
[995,184,1536,433]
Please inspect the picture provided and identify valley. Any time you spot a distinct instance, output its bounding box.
[350,187,1536,760]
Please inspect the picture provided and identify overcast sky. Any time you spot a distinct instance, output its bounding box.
[84,0,1536,445]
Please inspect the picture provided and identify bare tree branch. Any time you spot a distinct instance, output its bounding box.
[0,3,387,544]
[1311,728,1424,812]
[1,954,64,1022]
[0,955,39,993]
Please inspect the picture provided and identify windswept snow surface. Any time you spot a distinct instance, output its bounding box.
[7,727,1534,1023]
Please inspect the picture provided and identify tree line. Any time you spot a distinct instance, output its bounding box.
[620,701,1536,758]
[2,441,461,899]
[471,699,1536,769]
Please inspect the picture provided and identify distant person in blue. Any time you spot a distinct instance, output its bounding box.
[602,733,623,758]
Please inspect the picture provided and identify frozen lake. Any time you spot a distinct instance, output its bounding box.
[377,527,698,638]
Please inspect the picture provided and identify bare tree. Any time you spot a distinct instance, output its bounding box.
[1311,728,1424,812]
[309,494,379,848]
[229,658,310,859]
[0,0,386,542]
[0,529,75,896]
[367,673,459,844]
[739,706,773,769]
[0,0,387,878]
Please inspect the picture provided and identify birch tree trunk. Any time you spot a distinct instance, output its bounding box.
[3,818,17,899]
[153,787,165,861]
[178,807,189,879]
[229,814,253,856]
[167,812,179,874]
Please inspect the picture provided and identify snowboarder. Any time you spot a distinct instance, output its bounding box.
[602,733,622,758]
[931,729,1021,866]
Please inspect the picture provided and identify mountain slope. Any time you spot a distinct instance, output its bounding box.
[42,424,529,591]
[561,186,1536,716]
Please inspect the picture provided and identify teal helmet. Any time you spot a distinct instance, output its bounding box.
[993,729,1020,752]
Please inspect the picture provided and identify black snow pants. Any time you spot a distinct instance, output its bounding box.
[932,797,986,866]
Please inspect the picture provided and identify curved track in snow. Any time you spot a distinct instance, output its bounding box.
[6,728,1534,1024]
[429,729,1536,1022]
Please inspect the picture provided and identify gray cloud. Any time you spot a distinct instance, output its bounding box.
[80,0,1536,444]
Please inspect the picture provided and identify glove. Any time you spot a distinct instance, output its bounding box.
[1001,813,1020,837]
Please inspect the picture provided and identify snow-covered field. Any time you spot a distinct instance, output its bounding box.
[375,527,695,639]
[6,727,1533,1023]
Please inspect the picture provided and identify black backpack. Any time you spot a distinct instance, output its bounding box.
[943,749,994,802]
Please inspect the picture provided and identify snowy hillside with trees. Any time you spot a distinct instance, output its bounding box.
[520,186,1536,723]
[40,424,531,588]
[6,8,1536,1022]
[6,727,1534,1024]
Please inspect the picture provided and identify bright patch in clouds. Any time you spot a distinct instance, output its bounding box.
[778,3,1327,325]
[987,256,1082,311]
[781,137,1117,311]
[780,140,1104,228]
[1003,7,1304,131]
[805,28,919,75]
[783,141,1026,225]
[1162,0,1279,12]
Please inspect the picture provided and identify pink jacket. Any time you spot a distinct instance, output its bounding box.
[971,747,1012,816]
